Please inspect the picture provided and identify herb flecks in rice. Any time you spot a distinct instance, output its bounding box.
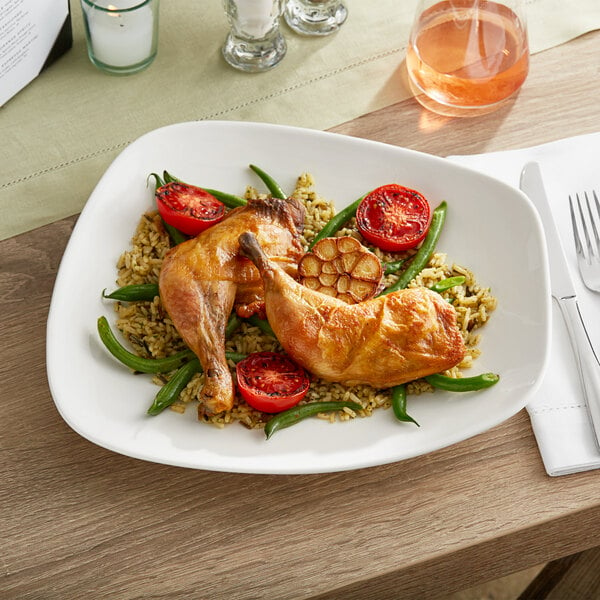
[113,174,496,428]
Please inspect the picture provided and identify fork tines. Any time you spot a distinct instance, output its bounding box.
[569,190,600,293]
[569,190,600,265]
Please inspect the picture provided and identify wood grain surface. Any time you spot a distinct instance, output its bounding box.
[2,30,600,600]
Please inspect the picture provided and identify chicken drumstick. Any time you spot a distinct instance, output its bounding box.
[159,196,305,417]
[239,232,466,388]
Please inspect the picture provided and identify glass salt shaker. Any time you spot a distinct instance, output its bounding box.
[284,0,347,36]
[222,0,287,72]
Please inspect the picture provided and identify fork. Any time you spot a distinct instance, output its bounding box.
[569,190,600,292]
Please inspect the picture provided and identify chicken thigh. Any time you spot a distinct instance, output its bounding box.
[239,232,466,387]
[159,196,305,416]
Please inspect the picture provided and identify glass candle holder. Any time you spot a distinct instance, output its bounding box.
[222,0,287,72]
[284,0,347,36]
[406,0,529,117]
[80,0,159,76]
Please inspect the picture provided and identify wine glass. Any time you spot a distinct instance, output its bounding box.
[406,0,529,117]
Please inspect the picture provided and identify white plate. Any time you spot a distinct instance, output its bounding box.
[47,121,551,474]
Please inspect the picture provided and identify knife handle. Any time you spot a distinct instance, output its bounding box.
[557,296,600,449]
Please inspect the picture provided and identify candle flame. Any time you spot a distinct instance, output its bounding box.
[107,4,120,17]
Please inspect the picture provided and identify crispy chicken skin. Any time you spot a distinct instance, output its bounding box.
[239,232,466,387]
[158,196,305,416]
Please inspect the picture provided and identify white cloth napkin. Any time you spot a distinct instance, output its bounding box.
[448,132,600,476]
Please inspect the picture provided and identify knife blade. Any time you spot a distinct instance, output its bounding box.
[521,162,576,299]
[520,161,600,449]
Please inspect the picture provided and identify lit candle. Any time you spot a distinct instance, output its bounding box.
[86,3,154,67]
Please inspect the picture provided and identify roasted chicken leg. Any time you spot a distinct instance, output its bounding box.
[159,196,305,416]
[239,232,466,387]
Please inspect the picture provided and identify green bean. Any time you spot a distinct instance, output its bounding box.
[162,171,178,184]
[384,258,407,276]
[379,201,447,296]
[163,220,189,245]
[148,172,165,190]
[162,170,247,209]
[391,384,419,426]
[147,173,190,244]
[201,187,248,208]
[249,164,286,199]
[225,313,243,338]
[429,276,466,294]
[226,352,248,363]
[102,283,159,302]
[97,316,195,373]
[425,372,500,392]
[148,358,201,415]
[308,194,366,249]
[246,314,276,337]
[147,351,248,415]
[264,401,363,439]
[161,170,247,208]
[98,313,241,373]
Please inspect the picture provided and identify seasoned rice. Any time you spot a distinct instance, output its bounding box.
[112,174,497,428]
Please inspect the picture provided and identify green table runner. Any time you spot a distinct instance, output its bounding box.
[1,0,599,240]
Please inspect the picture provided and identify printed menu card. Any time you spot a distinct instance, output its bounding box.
[0,0,72,106]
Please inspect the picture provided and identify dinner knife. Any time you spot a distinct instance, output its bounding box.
[520,162,600,449]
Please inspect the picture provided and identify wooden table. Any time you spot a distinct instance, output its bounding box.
[2,30,600,600]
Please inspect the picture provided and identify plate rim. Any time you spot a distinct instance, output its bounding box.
[46,119,552,474]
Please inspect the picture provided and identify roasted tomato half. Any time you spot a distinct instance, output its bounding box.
[236,351,310,413]
[356,184,431,252]
[156,182,226,236]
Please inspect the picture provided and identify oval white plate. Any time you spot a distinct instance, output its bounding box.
[47,121,551,474]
